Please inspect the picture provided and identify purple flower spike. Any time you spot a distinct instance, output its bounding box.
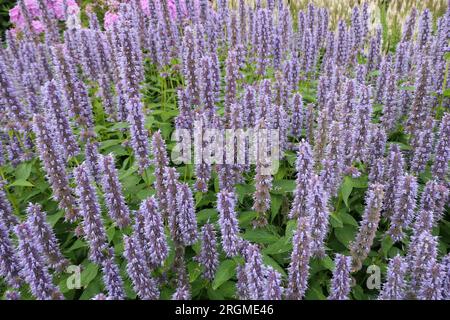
[289,140,314,219]
[100,250,125,300]
[123,235,159,300]
[176,183,198,246]
[264,267,283,300]
[431,113,449,181]
[388,174,418,242]
[26,203,68,271]
[74,163,109,264]
[140,196,168,266]
[15,222,63,300]
[286,217,312,300]
[379,255,407,300]
[0,219,22,288]
[328,254,352,300]
[196,223,219,281]
[217,190,240,257]
[350,183,384,272]
[245,244,266,300]
[33,114,79,221]
[99,154,131,229]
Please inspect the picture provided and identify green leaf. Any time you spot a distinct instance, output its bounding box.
[330,212,343,228]
[15,162,32,180]
[340,177,353,208]
[10,179,34,187]
[66,239,88,252]
[242,229,279,244]
[272,180,296,194]
[443,88,450,98]
[339,211,359,227]
[335,225,357,246]
[263,237,292,255]
[188,261,203,283]
[381,235,394,257]
[270,194,282,220]
[212,260,236,290]
[81,263,99,288]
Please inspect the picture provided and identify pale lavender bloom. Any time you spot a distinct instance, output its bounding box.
[411,116,434,175]
[217,190,240,257]
[41,80,79,160]
[172,285,191,300]
[352,86,372,163]
[321,121,344,197]
[290,93,304,137]
[15,222,63,300]
[407,57,431,139]
[0,219,22,288]
[74,163,109,264]
[441,254,450,300]
[256,9,273,75]
[26,203,68,271]
[241,85,257,126]
[375,57,391,104]
[126,97,150,172]
[286,217,311,300]
[431,113,450,181]
[99,154,131,229]
[123,235,159,300]
[408,231,438,295]
[0,56,28,131]
[176,183,198,246]
[0,180,18,230]
[378,255,407,300]
[401,9,417,42]
[350,183,384,272]
[91,293,109,300]
[5,290,21,300]
[417,180,449,227]
[307,174,330,258]
[417,9,432,51]
[33,114,79,221]
[383,144,405,219]
[252,154,273,227]
[175,88,194,130]
[163,167,181,243]
[380,70,399,133]
[224,50,240,122]
[388,174,418,242]
[151,131,169,216]
[84,139,101,183]
[236,265,250,299]
[196,223,219,281]
[263,267,283,300]
[417,261,444,300]
[366,28,382,74]
[289,140,313,219]
[245,244,265,300]
[100,251,125,300]
[182,26,200,104]
[366,124,387,169]
[140,196,168,266]
[197,54,219,121]
[336,20,349,66]
[328,254,352,300]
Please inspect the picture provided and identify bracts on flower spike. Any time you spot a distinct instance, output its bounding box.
[33,114,79,221]
[26,203,69,272]
[99,154,131,229]
[15,222,63,300]
[350,183,384,272]
[286,217,312,300]
[378,255,407,300]
[328,254,352,300]
[0,218,22,288]
[196,223,219,281]
[217,190,240,258]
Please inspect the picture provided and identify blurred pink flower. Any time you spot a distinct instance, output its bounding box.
[104,11,120,30]
[31,20,45,33]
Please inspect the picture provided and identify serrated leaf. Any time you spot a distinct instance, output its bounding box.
[10,179,34,187]
[81,263,99,288]
[212,260,236,290]
[242,229,279,244]
[335,225,357,246]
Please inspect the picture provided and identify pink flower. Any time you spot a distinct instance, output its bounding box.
[31,20,45,33]
[104,11,120,30]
